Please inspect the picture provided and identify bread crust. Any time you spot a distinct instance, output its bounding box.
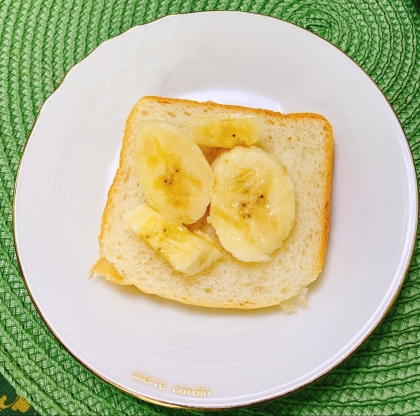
[91,96,334,310]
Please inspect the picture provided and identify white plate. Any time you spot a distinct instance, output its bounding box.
[13,12,418,409]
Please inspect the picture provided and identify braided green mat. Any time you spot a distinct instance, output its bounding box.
[0,373,37,415]
[0,0,419,415]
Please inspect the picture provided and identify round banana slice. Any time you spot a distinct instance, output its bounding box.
[208,146,295,262]
[134,120,213,224]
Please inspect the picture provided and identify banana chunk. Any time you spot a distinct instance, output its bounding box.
[125,204,222,276]
[134,120,214,224]
[208,146,295,262]
[188,116,263,148]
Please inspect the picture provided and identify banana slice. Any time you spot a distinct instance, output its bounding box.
[125,204,222,276]
[188,116,263,148]
[208,146,295,262]
[134,120,213,224]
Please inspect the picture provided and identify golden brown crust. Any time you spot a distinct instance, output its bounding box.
[90,257,127,284]
[142,95,331,125]
[90,258,299,309]
[318,121,334,274]
[98,99,145,249]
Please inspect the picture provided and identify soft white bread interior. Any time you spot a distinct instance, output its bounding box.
[91,96,333,310]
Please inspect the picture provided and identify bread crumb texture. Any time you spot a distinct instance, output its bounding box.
[92,96,333,310]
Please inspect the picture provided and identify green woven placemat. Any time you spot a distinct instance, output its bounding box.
[1,0,419,415]
[0,373,37,415]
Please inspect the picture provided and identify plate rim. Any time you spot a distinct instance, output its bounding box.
[12,10,419,410]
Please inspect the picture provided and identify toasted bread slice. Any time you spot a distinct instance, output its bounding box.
[91,96,333,310]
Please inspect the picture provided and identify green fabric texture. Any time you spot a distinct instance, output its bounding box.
[0,0,419,414]
[0,373,39,415]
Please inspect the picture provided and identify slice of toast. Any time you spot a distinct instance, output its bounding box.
[91,96,333,310]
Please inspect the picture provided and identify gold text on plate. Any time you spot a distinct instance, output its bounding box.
[131,371,211,396]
